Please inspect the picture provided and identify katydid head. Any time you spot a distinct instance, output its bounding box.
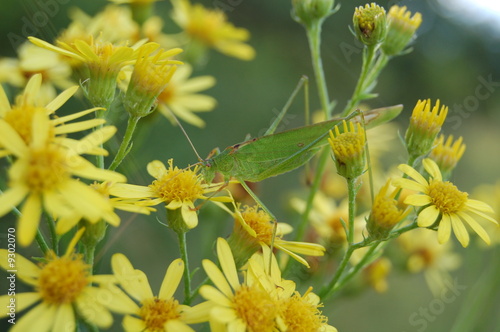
[200,147,221,183]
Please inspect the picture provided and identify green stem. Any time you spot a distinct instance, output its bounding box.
[109,115,140,171]
[177,231,192,304]
[187,275,210,305]
[306,20,331,119]
[341,45,379,117]
[346,177,358,245]
[35,229,50,255]
[45,212,58,255]
[83,244,96,269]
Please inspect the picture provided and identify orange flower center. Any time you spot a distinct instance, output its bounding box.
[233,285,277,332]
[38,253,90,304]
[25,145,69,193]
[140,297,181,331]
[427,180,468,214]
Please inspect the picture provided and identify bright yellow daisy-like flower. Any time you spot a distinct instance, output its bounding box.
[0,41,73,105]
[0,74,106,157]
[429,134,466,179]
[0,107,125,246]
[200,238,279,332]
[225,203,325,268]
[246,244,337,332]
[108,253,208,332]
[157,63,216,128]
[398,228,461,296]
[393,158,498,247]
[55,181,156,235]
[0,229,118,331]
[171,0,255,61]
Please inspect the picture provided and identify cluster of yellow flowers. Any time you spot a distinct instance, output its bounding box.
[0,0,498,331]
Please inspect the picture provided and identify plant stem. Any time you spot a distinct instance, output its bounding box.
[109,115,140,171]
[177,230,192,304]
[35,229,50,255]
[306,20,331,119]
[347,177,358,245]
[341,45,383,117]
[45,212,58,255]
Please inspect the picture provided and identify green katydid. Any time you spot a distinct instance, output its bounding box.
[181,77,403,222]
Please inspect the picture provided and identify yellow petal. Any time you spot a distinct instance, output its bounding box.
[393,178,427,193]
[458,211,491,245]
[437,214,452,244]
[199,285,232,306]
[397,164,429,187]
[165,320,195,332]
[0,250,39,283]
[422,158,442,181]
[76,291,113,328]
[98,284,140,314]
[417,205,439,227]
[18,194,42,247]
[159,258,184,300]
[201,260,233,299]
[405,194,432,207]
[0,84,11,116]
[147,160,167,178]
[123,315,147,332]
[181,202,198,229]
[45,86,78,112]
[0,120,28,157]
[450,214,469,247]
[53,304,75,332]
[216,238,240,291]
[12,302,56,332]
[182,301,213,324]
[0,185,28,217]
[111,253,154,301]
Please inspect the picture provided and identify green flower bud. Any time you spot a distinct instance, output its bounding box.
[292,0,335,26]
[353,3,387,46]
[382,6,422,56]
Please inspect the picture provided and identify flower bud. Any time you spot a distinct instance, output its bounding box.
[405,99,448,161]
[328,120,366,180]
[292,0,335,26]
[353,3,387,46]
[382,6,422,56]
[429,134,466,180]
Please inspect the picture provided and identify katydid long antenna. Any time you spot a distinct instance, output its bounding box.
[167,108,204,163]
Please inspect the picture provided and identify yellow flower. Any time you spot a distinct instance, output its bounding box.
[157,63,216,128]
[29,36,181,107]
[0,229,118,330]
[123,47,178,118]
[226,204,325,268]
[56,181,156,235]
[398,228,461,296]
[200,238,279,331]
[405,99,448,160]
[382,5,422,56]
[0,42,72,105]
[0,74,106,157]
[353,3,387,46]
[171,0,255,61]
[429,134,466,179]
[0,107,125,246]
[393,158,498,247]
[246,245,337,332]
[108,254,208,332]
[328,120,366,180]
[366,179,410,239]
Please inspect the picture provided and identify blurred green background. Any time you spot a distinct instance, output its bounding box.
[0,0,499,331]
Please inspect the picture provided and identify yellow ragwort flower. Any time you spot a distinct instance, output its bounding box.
[382,5,422,56]
[200,238,279,332]
[429,134,466,179]
[393,158,498,247]
[353,3,387,46]
[157,63,216,128]
[108,254,208,332]
[405,99,448,160]
[171,0,255,61]
[328,120,366,179]
[0,107,125,246]
[246,244,337,332]
[398,228,461,296]
[366,179,410,239]
[0,74,107,158]
[0,42,73,105]
[226,204,325,268]
[0,229,118,330]
[123,47,178,118]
